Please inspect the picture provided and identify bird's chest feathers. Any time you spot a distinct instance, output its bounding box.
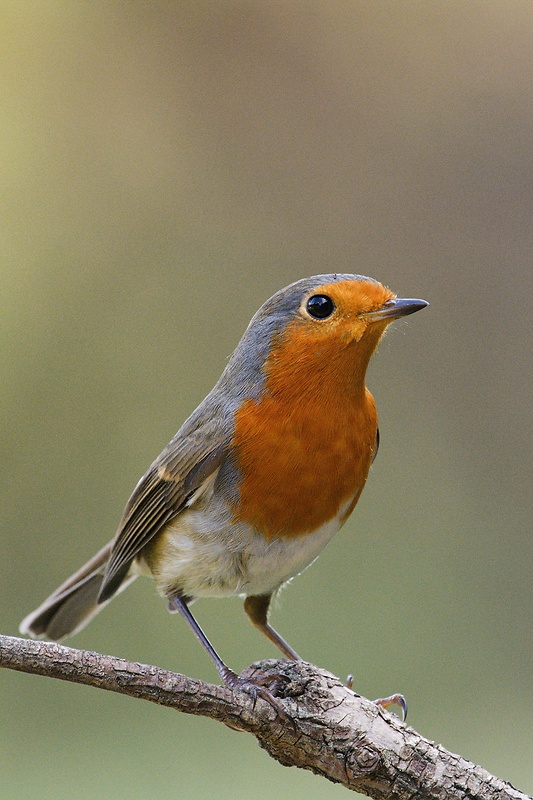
[231,344,378,538]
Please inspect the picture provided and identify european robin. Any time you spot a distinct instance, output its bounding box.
[20,274,427,715]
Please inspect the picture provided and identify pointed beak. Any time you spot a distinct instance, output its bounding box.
[363,297,429,323]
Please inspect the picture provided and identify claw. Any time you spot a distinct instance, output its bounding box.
[347,676,407,721]
[373,693,408,721]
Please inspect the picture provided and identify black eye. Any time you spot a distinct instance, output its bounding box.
[306,294,335,319]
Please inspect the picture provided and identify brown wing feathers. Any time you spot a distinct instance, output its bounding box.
[98,442,227,603]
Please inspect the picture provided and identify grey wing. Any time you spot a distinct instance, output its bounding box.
[98,438,228,603]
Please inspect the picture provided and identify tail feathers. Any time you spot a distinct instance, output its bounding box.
[21,573,106,641]
[19,540,135,641]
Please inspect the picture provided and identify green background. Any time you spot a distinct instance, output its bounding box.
[2,3,531,798]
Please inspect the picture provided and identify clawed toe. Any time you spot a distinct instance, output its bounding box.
[346,676,407,721]
[373,693,408,721]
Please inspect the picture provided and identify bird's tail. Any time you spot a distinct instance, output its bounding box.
[19,541,135,641]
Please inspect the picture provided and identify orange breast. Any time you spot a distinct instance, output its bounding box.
[230,318,379,538]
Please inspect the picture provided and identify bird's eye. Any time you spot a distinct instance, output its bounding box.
[306,294,336,319]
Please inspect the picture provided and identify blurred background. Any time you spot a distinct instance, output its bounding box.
[1,2,531,798]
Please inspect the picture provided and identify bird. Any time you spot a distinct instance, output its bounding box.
[20,273,427,715]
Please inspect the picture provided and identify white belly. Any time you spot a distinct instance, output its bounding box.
[138,494,350,600]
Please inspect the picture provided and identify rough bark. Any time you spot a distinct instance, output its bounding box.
[0,634,529,800]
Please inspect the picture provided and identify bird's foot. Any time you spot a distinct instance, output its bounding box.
[346,675,407,721]
[373,693,408,721]
[219,665,291,720]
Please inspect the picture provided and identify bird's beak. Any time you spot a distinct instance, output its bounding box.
[363,297,428,323]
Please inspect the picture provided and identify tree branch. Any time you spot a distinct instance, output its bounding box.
[0,634,528,799]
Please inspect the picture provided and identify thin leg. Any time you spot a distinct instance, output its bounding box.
[168,594,289,717]
[244,593,301,661]
[168,595,237,685]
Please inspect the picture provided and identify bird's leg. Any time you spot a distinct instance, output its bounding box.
[167,594,289,717]
[243,594,407,719]
[244,593,301,661]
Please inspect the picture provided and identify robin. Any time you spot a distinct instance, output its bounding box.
[20,274,427,715]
